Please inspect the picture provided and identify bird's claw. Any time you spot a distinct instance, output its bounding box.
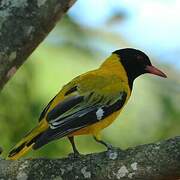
[106,146,123,159]
[0,146,3,155]
[68,152,83,159]
[106,144,114,151]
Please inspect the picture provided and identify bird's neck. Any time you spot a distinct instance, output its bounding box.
[100,54,133,89]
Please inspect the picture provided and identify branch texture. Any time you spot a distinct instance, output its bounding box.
[0,0,76,90]
[1,136,180,180]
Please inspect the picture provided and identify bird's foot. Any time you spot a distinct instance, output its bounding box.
[68,151,83,159]
[0,146,3,155]
[106,146,124,159]
[105,143,114,151]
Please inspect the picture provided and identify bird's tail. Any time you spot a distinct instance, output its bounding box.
[7,120,48,160]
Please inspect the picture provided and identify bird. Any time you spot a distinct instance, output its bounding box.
[7,48,167,160]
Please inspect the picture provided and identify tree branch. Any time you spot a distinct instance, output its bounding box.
[1,136,180,180]
[0,0,76,90]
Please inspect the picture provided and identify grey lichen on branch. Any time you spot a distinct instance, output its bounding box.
[0,0,76,90]
[1,136,180,180]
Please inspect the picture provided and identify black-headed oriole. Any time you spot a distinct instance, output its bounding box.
[7,48,167,160]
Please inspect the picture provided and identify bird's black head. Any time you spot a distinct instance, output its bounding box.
[113,48,167,89]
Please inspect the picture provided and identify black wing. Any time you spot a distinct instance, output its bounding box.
[33,91,127,150]
[38,96,56,122]
[38,86,78,122]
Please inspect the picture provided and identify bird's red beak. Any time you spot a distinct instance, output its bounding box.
[145,65,167,78]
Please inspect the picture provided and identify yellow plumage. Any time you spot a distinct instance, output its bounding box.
[7,48,166,160]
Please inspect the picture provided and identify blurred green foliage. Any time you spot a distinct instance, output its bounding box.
[0,14,179,159]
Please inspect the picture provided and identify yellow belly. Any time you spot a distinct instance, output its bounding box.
[70,110,121,137]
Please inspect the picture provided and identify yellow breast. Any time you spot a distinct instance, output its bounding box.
[70,110,121,137]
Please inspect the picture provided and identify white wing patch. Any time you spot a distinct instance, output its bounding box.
[96,108,104,120]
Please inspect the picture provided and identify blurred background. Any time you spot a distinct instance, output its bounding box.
[0,0,180,158]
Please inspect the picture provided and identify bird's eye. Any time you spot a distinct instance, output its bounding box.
[136,55,144,61]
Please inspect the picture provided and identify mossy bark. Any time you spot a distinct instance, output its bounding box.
[0,0,76,90]
[1,136,180,180]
